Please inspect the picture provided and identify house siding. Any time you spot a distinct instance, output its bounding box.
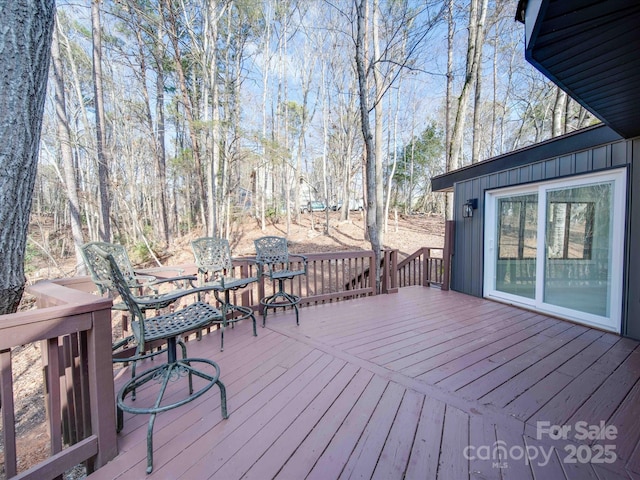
[624,139,640,338]
[451,137,639,337]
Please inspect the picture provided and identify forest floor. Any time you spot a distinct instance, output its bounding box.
[7,210,445,478]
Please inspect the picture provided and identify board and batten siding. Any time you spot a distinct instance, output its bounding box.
[451,137,640,338]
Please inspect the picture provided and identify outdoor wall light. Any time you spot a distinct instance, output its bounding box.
[463,198,478,218]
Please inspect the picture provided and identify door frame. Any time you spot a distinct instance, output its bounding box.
[483,168,627,332]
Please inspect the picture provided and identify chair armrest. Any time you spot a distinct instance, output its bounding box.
[133,284,223,309]
[147,274,197,286]
[133,274,157,284]
[144,274,197,291]
[289,254,308,274]
[253,260,266,277]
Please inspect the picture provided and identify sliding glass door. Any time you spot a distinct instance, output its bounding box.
[495,193,538,299]
[484,170,626,332]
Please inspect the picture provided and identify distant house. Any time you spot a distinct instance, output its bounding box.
[432,2,640,339]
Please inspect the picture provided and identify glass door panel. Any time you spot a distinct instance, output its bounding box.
[543,183,613,317]
[495,194,538,299]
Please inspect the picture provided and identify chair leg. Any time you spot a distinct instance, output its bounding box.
[251,311,257,337]
[146,413,157,474]
[261,278,300,326]
[220,320,225,351]
[131,358,138,401]
[118,355,227,474]
[145,361,174,474]
[217,379,228,419]
[262,303,268,327]
[116,405,124,433]
[178,338,193,394]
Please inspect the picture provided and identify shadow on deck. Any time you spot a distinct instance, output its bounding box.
[88,286,640,480]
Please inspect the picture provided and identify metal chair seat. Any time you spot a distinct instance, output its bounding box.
[204,275,258,291]
[133,301,221,344]
[269,268,306,280]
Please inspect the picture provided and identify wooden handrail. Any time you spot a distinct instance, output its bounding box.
[0,278,118,479]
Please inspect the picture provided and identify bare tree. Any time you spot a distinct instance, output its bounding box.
[92,0,112,242]
[355,0,384,292]
[51,16,85,272]
[163,0,207,230]
[444,0,455,219]
[125,1,171,245]
[355,0,444,290]
[447,0,488,171]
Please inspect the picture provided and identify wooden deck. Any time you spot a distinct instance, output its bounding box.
[87,286,640,480]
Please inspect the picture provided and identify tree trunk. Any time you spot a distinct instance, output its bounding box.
[356,0,382,293]
[471,42,483,164]
[259,12,272,232]
[552,86,567,137]
[52,17,85,273]
[384,85,401,233]
[0,0,55,314]
[448,0,488,172]
[203,0,222,238]
[92,0,112,242]
[164,0,207,231]
[444,0,455,220]
[154,38,170,245]
[149,1,170,243]
[372,0,384,255]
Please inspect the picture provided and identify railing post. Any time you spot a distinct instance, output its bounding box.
[85,306,118,471]
[422,248,431,287]
[386,249,399,294]
[442,220,455,291]
[257,271,266,315]
[240,261,251,308]
[1,349,17,478]
[370,253,377,295]
[381,250,388,294]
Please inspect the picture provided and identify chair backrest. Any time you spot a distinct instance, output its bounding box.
[191,237,234,283]
[254,236,290,266]
[89,245,145,326]
[81,241,138,295]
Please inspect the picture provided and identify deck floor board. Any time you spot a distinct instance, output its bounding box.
[87,286,639,480]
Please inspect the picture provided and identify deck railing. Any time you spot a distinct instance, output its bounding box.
[396,221,454,290]
[0,249,393,478]
[227,250,380,311]
[397,247,445,287]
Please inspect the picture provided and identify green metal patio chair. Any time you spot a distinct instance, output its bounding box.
[254,236,307,326]
[81,241,197,362]
[91,245,228,474]
[191,237,258,351]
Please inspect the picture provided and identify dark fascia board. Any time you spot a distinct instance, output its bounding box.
[431,124,622,192]
[515,0,526,22]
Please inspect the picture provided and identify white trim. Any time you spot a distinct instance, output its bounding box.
[483,169,626,333]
